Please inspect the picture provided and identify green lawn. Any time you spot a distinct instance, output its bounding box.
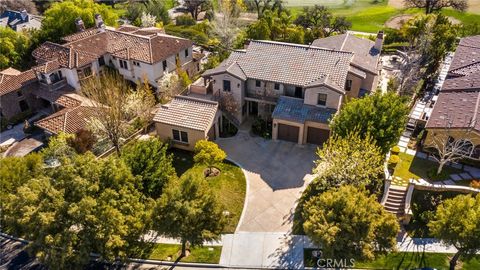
[304,249,480,269]
[169,149,247,233]
[393,152,463,182]
[148,243,221,263]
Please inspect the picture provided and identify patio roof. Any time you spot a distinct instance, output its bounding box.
[272,96,336,124]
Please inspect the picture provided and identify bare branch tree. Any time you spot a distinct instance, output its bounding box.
[426,115,476,174]
[217,91,239,115]
[210,0,240,55]
[81,72,154,155]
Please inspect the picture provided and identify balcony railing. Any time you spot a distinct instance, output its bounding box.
[39,78,67,91]
[245,89,279,103]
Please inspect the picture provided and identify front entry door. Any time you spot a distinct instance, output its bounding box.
[295,87,302,98]
[249,101,258,116]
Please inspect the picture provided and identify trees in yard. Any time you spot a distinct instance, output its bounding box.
[126,0,170,26]
[0,27,31,70]
[217,92,239,115]
[2,153,152,270]
[194,140,226,175]
[68,129,96,154]
[294,5,351,42]
[314,132,384,191]
[81,72,155,155]
[153,172,225,257]
[330,92,409,155]
[424,117,476,175]
[428,194,480,270]
[40,0,118,42]
[404,0,468,14]
[302,185,400,261]
[394,14,457,95]
[122,138,176,198]
[246,10,305,44]
[184,0,212,21]
[210,0,241,57]
[246,0,284,19]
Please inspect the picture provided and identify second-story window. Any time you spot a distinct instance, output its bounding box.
[345,80,352,91]
[163,60,167,71]
[255,80,261,87]
[119,60,128,69]
[223,80,231,92]
[274,83,280,90]
[184,49,189,57]
[317,93,327,106]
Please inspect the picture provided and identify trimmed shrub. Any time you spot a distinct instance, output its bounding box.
[391,146,401,155]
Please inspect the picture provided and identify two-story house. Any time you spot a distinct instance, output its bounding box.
[1,15,199,135]
[424,35,480,160]
[201,35,382,145]
[30,15,198,91]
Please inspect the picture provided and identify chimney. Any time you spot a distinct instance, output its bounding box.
[244,39,251,49]
[75,18,85,32]
[94,13,104,29]
[374,30,384,52]
[20,9,28,21]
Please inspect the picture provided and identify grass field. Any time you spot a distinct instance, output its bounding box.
[393,152,463,182]
[170,149,247,233]
[287,0,480,32]
[149,243,222,263]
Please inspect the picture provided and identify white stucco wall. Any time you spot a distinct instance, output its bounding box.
[304,85,342,109]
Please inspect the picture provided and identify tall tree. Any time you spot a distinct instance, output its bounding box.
[3,153,152,270]
[153,172,225,257]
[330,92,409,154]
[0,27,31,70]
[122,138,176,198]
[248,0,283,18]
[41,0,118,42]
[184,0,212,21]
[294,5,351,40]
[81,72,155,155]
[302,185,400,261]
[404,0,468,14]
[210,0,241,57]
[428,194,480,270]
[314,132,384,191]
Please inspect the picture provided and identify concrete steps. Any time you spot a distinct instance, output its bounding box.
[384,186,407,215]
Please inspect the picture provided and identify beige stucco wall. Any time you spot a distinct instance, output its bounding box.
[304,85,342,110]
[210,74,246,122]
[425,128,480,148]
[361,71,379,92]
[345,73,363,99]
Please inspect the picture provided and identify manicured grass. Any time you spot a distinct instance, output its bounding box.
[393,152,463,182]
[148,243,221,263]
[304,249,480,269]
[170,149,247,233]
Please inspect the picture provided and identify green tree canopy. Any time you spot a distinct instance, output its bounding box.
[294,5,351,42]
[3,153,152,270]
[153,171,225,257]
[428,194,480,270]
[193,140,226,171]
[126,0,170,26]
[122,138,176,198]
[41,0,118,42]
[0,27,31,70]
[302,185,399,261]
[330,92,409,154]
[0,153,43,202]
[314,132,384,191]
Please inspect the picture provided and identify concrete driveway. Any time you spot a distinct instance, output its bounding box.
[216,131,317,232]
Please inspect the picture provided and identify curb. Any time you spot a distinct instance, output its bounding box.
[225,158,250,233]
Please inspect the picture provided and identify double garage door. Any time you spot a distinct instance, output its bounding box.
[277,124,329,145]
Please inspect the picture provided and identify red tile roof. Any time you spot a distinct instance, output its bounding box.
[35,106,99,134]
[0,69,37,96]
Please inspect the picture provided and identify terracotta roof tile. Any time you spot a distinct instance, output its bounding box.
[0,69,37,96]
[35,106,99,134]
[153,96,218,131]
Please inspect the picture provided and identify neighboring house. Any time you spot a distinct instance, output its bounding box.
[201,34,383,145]
[153,96,220,151]
[0,9,42,32]
[424,35,480,160]
[31,15,198,90]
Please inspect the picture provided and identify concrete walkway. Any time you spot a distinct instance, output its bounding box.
[216,131,317,232]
